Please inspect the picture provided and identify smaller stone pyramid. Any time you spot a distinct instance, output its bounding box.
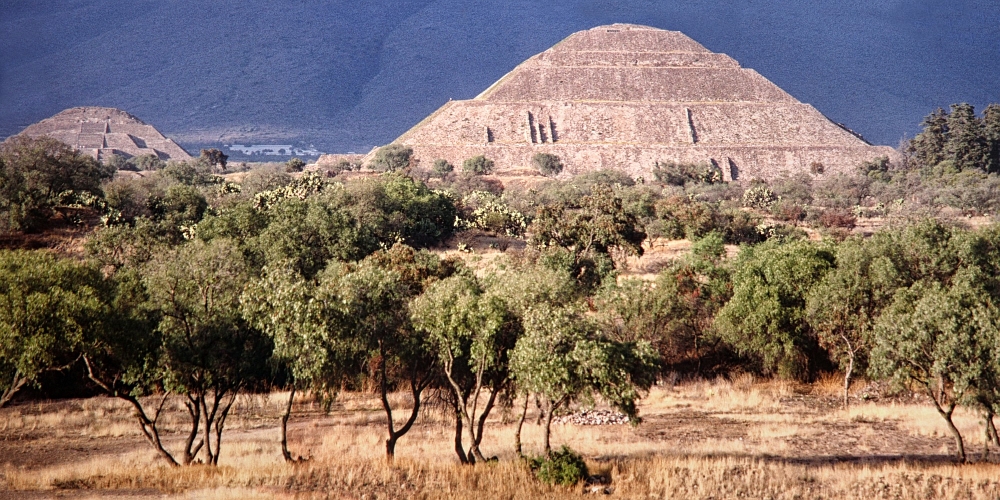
[13,107,191,162]
[394,24,895,181]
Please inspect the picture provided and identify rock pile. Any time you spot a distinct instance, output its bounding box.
[554,409,630,426]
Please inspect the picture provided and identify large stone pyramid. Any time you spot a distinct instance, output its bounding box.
[395,24,894,181]
[13,107,191,162]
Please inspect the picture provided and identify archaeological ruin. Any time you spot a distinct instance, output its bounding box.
[392,24,896,181]
[12,107,191,162]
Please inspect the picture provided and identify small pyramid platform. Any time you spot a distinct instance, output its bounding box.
[13,107,191,162]
[394,24,894,181]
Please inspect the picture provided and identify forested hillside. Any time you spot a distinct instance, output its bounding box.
[2,1,999,151]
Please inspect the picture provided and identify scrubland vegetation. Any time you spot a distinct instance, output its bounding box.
[2,103,1000,497]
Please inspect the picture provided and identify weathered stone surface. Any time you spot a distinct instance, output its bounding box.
[12,107,191,162]
[392,24,895,181]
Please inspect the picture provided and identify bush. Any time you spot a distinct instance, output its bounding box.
[652,161,722,186]
[530,446,588,486]
[370,144,413,172]
[0,136,115,231]
[818,209,857,229]
[742,185,777,209]
[285,158,306,173]
[443,172,504,197]
[771,200,807,223]
[432,159,454,177]
[128,153,165,171]
[457,191,527,237]
[462,155,494,175]
[532,153,564,177]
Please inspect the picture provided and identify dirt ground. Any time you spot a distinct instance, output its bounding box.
[2,376,998,499]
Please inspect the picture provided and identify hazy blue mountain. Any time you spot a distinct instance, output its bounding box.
[1,0,998,152]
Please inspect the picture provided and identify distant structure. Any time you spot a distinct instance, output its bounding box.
[392,24,895,181]
[12,107,191,162]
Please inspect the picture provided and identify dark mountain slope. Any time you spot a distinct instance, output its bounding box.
[1,0,998,152]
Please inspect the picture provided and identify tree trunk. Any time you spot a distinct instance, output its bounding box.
[543,400,556,457]
[843,351,854,407]
[209,391,237,466]
[984,412,993,461]
[0,372,27,408]
[128,394,180,467]
[988,412,999,446]
[535,396,546,425]
[467,388,497,463]
[280,386,297,462]
[181,396,204,465]
[380,361,428,462]
[83,357,180,466]
[514,393,529,459]
[453,408,468,464]
[386,434,399,458]
[935,403,966,462]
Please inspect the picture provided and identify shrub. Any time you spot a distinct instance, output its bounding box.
[532,153,564,177]
[458,191,527,237]
[861,156,891,181]
[443,172,505,197]
[432,159,454,177]
[530,446,588,486]
[742,185,777,209]
[0,136,115,231]
[652,161,722,186]
[370,144,413,172]
[771,200,807,223]
[463,155,494,175]
[285,157,306,173]
[128,153,165,171]
[818,209,857,229]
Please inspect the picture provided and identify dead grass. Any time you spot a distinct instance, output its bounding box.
[3,377,999,499]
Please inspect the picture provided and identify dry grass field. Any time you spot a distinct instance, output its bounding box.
[2,376,1000,499]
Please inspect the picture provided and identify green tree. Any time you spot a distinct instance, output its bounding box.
[285,157,306,173]
[458,191,527,238]
[152,184,208,229]
[0,136,114,231]
[255,197,366,278]
[870,278,996,462]
[344,172,457,249]
[370,144,413,172]
[462,155,493,175]
[510,303,658,456]
[199,148,229,171]
[463,155,494,176]
[530,184,646,289]
[599,233,730,368]
[0,251,108,407]
[160,160,216,186]
[715,239,835,380]
[806,235,905,404]
[104,153,129,171]
[909,108,949,169]
[127,153,165,171]
[241,265,357,462]
[412,274,516,464]
[532,153,563,177]
[324,245,453,459]
[945,103,989,172]
[88,239,271,466]
[983,104,1000,174]
[432,159,454,177]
